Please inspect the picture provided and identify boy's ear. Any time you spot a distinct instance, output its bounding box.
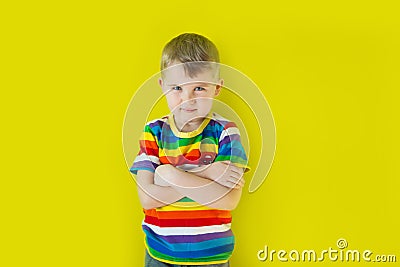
[215,79,224,96]
[158,78,163,88]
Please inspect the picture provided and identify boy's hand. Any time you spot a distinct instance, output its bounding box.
[191,161,245,189]
[154,165,172,187]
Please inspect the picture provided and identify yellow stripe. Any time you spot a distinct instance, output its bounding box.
[156,202,213,211]
[141,131,156,141]
[159,143,217,157]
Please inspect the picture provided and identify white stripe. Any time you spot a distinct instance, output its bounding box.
[135,153,160,164]
[147,117,168,125]
[211,112,229,123]
[142,221,231,236]
[219,127,240,142]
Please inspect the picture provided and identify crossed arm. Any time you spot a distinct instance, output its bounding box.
[135,161,245,210]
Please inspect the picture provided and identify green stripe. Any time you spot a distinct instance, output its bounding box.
[144,125,153,133]
[161,135,218,149]
[215,155,248,163]
[176,197,195,203]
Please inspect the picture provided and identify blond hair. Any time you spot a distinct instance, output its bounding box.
[160,33,220,78]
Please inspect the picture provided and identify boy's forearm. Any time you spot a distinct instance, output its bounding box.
[140,184,185,209]
[157,165,242,210]
[136,170,184,210]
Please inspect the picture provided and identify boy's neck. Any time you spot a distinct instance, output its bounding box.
[174,116,205,132]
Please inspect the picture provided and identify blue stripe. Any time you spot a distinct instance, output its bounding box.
[144,228,234,251]
[146,236,234,258]
[129,167,156,175]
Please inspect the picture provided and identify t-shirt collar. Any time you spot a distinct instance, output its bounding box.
[168,112,212,138]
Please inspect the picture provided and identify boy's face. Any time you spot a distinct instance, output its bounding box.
[159,62,222,127]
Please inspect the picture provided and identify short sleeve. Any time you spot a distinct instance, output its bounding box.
[129,124,161,175]
[214,122,250,172]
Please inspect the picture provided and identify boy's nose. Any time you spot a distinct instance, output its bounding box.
[181,90,195,102]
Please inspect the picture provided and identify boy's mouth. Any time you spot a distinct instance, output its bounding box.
[180,108,197,113]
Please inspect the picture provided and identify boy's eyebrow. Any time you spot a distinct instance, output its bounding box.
[166,82,214,87]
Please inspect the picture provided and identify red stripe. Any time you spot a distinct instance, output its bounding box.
[144,209,231,219]
[224,122,237,129]
[139,140,159,156]
[185,149,201,158]
[160,153,210,165]
[144,215,232,227]
[140,140,158,149]
[139,147,158,156]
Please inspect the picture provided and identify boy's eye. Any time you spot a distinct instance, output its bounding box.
[172,86,182,91]
[194,87,205,91]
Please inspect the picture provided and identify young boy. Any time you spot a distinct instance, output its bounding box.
[130,33,250,266]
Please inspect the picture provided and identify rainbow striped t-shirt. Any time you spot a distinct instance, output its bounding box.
[130,112,249,265]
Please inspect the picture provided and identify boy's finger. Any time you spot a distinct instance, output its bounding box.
[236,178,245,187]
[229,179,244,188]
[235,183,244,189]
[229,172,243,180]
[229,175,245,184]
[229,165,244,175]
[225,181,240,189]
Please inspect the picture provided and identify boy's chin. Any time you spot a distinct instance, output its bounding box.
[174,112,210,122]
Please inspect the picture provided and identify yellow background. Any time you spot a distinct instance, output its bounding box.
[1,1,399,266]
